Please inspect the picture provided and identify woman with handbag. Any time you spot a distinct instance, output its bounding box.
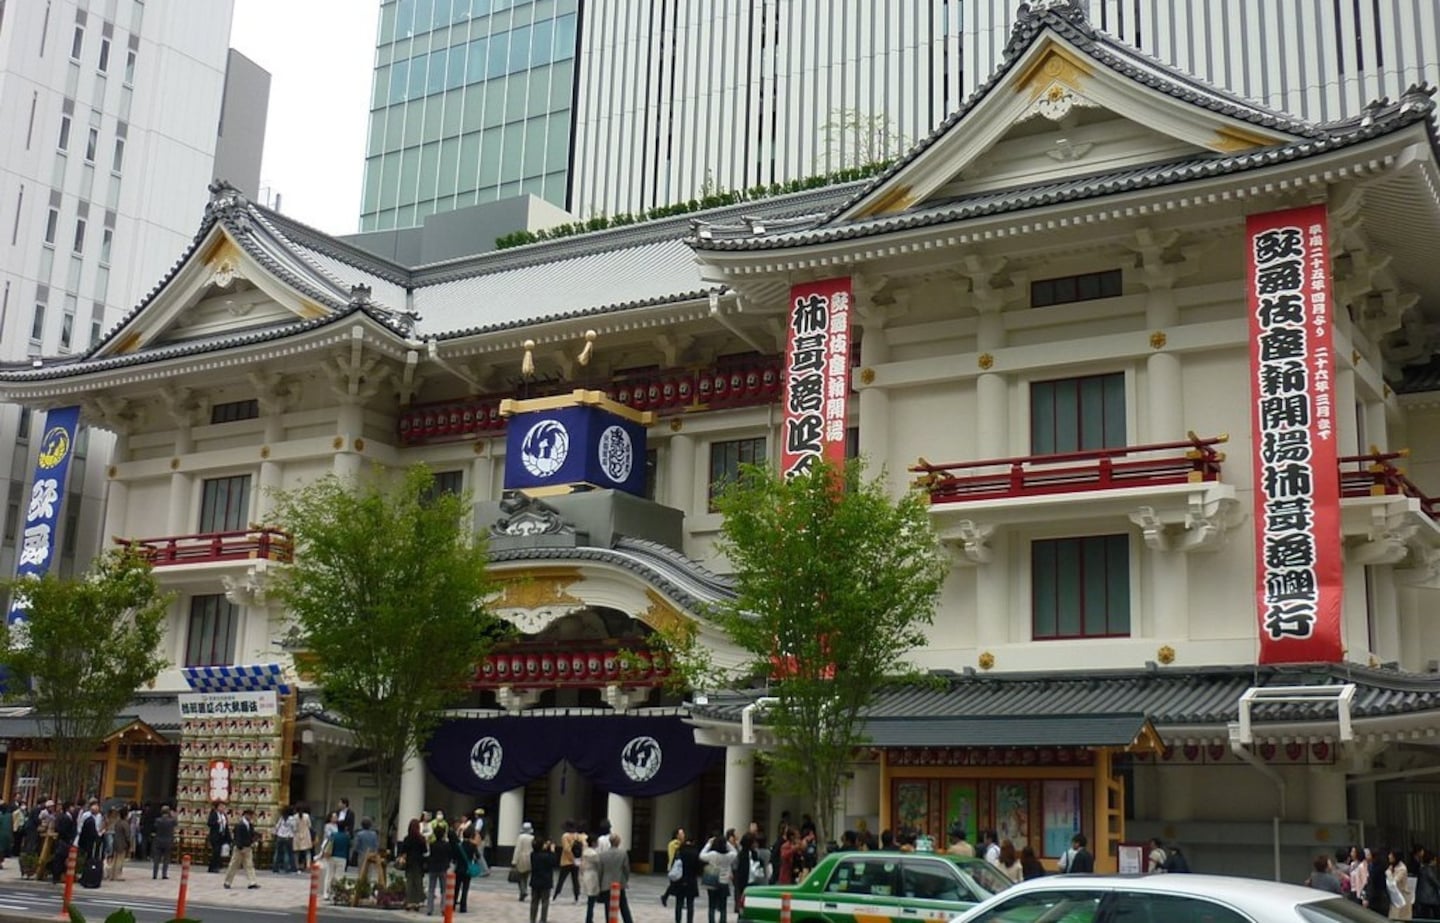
[513,822,535,901]
[450,826,474,914]
[1387,849,1413,921]
[699,833,737,923]
[399,819,428,912]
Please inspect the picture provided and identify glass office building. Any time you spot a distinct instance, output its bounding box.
[360,0,579,232]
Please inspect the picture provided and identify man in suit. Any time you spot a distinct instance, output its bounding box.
[335,798,355,835]
[595,833,634,923]
[206,801,229,873]
[223,808,260,890]
[50,803,80,884]
[152,805,177,880]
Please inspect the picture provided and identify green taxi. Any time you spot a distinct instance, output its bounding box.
[740,851,1013,923]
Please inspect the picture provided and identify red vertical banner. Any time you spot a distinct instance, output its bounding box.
[781,277,853,479]
[1247,204,1343,664]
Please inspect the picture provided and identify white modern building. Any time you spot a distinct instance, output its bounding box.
[0,1,262,585]
[5,0,1440,883]
[361,0,1440,228]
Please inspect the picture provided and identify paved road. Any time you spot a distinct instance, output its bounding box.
[0,859,704,923]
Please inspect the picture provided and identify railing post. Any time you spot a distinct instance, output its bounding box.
[56,846,77,920]
[176,854,191,919]
[307,859,322,923]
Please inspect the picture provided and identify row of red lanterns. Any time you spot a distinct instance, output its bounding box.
[613,361,783,412]
[399,401,507,443]
[474,650,670,687]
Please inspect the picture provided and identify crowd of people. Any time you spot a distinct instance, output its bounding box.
[0,797,180,886]
[1305,845,1440,920]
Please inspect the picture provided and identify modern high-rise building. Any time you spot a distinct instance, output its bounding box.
[0,0,263,579]
[359,0,1440,230]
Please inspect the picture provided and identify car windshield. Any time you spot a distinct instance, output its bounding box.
[1297,897,1391,923]
[959,862,1016,897]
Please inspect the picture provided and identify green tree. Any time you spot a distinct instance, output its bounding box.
[269,465,501,844]
[699,459,947,853]
[0,547,170,801]
[824,108,909,171]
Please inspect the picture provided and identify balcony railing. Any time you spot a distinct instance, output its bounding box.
[1339,449,1438,520]
[117,527,295,566]
[910,433,1228,504]
[473,644,670,689]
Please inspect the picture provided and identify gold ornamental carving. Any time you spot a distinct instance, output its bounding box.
[859,368,876,385]
[169,458,181,471]
[473,441,486,455]
[332,436,344,450]
[669,418,684,432]
[977,353,995,371]
[493,570,585,611]
[641,589,688,635]
[353,438,365,452]
[1156,645,1176,665]
[260,446,271,459]
[1149,331,1167,350]
[107,465,118,479]
[978,651,995,670]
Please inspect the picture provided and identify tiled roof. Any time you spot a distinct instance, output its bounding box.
[863,713,1151,748]
[490,535,734,613]
[689,662,1440,734]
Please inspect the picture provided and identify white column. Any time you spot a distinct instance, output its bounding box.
[857,324,891,492]
[256,415,284,521]
[651,788,687,854]
[102,432,130,542]
[1307,767,1348,825]
[498,786,525,849]
[723,745,754,835]
[167,427,193,535]
[333,403,364,480]
[1363,400,1389,450]
[398,752,426,833]
[471,441,498,502]
[1335,367,1359,456]
[606,793,633,851]
[1144,286,1184,443]
[666,432,696,509]
[1371,565,1401,663]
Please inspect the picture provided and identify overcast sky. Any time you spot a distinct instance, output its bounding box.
[229,1,377,235]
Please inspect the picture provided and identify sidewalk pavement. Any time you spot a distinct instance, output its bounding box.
[0,857,701,923]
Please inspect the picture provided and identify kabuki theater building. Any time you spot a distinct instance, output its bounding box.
[6,0,1440,880]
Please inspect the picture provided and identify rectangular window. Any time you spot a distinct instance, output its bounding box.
[99,227,112,264]
[58,115,71,151]
[184,594,239,667]
[1032,534,1130,639]
[29,304,45,341]
[209,399,259,424]
[1031,269,1122,308]
[424,470,465,502]
[59,310,73,349]
[16,407,31,444]
[84,127,98,163]
[124,49,135,85]
[97,36,110,72]
[43,208,58,245]
[708,437,766,511]
[1030,373,1125,455]
[69,25,83,60]
[71,217,85,253]
[110,137,124,173]
[198,474,251,533]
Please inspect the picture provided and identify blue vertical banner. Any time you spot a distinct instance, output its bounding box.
[7,405,81,647]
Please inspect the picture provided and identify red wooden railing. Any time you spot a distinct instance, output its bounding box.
[910,433,1228,504]
[117,527,295,565]
[1339,449,1439,520]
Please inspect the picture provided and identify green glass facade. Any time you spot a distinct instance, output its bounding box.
[361,0,580,231]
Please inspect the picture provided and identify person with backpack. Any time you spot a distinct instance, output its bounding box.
[555,821,584,903]
[735,832,761,915]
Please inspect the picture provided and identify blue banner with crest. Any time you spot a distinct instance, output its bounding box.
[7,405,81,646]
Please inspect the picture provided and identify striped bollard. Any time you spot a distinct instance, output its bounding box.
[55,846,78,921]
[608,880,621,923]
[307,860,323,923]
[780,892,793,923]
[175,855,192,919]
[443,869,456,923]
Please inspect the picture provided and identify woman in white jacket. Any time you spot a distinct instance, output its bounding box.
[699,833,738,923]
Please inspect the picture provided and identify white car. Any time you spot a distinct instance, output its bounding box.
[950,873,1386,923]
